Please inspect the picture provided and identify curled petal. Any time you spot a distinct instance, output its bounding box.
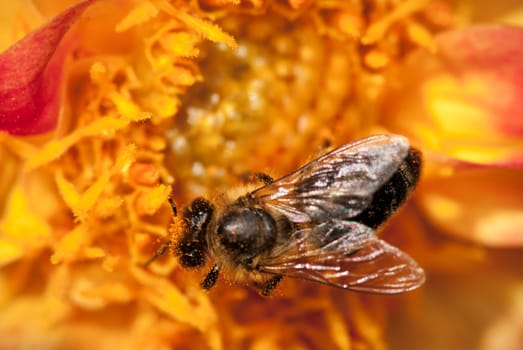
[383,25,523,168]
[0,0,96,136]
[432,25,523,138]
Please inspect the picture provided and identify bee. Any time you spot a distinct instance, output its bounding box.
[145,134,425,296]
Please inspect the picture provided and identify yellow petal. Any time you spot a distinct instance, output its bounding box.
[25,117,131,171]
[132,267,222,350]
[176,12,237,49]
[0,183,51,254]
[0,239,23,266]
[55,145,136,221]
[134,184,171,217]
[406,20,437,53]
[115,2,159,32]
[162,32,200,57]
[0,132,37,160]
[51,225,89,264]
[108,91,152,122]
[93,196,124,218]
[363,0,430,44]
[55,171,81,210]
[84,246,106,259]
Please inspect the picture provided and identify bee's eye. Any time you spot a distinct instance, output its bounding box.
[176,197,214,268]
[184,197,214,242]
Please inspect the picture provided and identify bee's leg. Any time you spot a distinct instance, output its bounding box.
[259,274,283,296]
[167,196,177,216]
[201,264,221,290]
[239,172,274,185]
[142,240,172,267]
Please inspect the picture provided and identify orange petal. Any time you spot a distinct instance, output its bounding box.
[418,169,523,247]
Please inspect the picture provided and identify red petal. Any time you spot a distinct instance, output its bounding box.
[0,0,97,136]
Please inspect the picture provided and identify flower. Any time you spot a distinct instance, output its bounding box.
[0,0,522,349]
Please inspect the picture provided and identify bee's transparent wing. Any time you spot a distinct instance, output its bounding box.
[246,135,424,293]
[249,134,411,223]
[259,220,425,294]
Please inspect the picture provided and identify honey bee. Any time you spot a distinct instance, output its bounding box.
[145,134,425,296]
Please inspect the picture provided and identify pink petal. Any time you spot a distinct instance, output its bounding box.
[434,25,523,137]
[382,25,523,168]
[0,0,97,136]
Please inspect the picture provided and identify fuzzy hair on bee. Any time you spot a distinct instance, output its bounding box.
[145,134,425,296]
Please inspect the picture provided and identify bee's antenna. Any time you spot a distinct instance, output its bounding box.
[142,193,178,268]
[157,177,177,216]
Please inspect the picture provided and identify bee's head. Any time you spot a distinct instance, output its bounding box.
[176,197,214,268]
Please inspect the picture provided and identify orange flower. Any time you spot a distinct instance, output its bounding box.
[0,1,522,349]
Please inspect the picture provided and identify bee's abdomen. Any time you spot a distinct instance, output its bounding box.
[351,147,421,229]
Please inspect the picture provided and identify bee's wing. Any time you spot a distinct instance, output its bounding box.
[249,134,411,223]
[248,134,424,293]
[259,220,425,293]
